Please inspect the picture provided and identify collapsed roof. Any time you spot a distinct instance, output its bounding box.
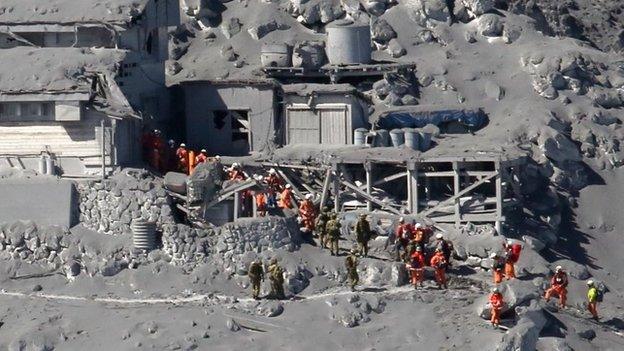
[0,47,127,95]
[0,0,148,25]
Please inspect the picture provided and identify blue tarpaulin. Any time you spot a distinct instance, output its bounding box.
[375,109,488,130]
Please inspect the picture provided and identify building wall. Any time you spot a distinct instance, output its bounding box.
[182,83,277,156]
[282,93,368,145]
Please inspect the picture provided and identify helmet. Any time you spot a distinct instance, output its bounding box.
[215,155,221,161]
[180,143,186,148]
[415,222,422,229]
[201,149,207,153]
[305,193,313,200]
[415,246,422,252]
[269,168,276,174]
[154,129,161,134]
[555,265,563,272]
[359,213,367,218]
[285,184,292,189]
[490,252,498,258]
[492,287,500,293]
[399,217,405,223]
[232,162,240,168]
[331,213,338,219]
[507,239,513,245]
[586,280,594,286]
[436,233,444,240]
[350,248,357,254]
[435,248,442,253]
[168,139,175,144]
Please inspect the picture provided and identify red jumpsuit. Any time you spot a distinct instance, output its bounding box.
[544,272,568,307]
[298,199,316,232]
[195,153,208,165]
[150,137,165,172]
[255,192,267,217]
[489,292,504,326]
[408,251,426,287]
[229,169,246,181]
[176,147,189,174]
[430,252,448,288]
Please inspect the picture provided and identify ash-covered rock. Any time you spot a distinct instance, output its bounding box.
[327,293,386,327]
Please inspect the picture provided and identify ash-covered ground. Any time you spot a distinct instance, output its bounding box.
[2,0,624,350]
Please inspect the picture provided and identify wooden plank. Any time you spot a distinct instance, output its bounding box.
[420,171,498,217]
[341,180,402,215]
[333,165,341,213]
[204,179,257,209]
[261,162,326,171]
[283,168,316,194]
[429,214,505,223]
[319,168,332,208]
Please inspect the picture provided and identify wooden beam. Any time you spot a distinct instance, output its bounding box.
[429,214,506,223]
[319,168,332,208]
[341,180,402,215]
[276,169,304,200]
[365,162,373,212]
[420,171,498,217]
[333,165,341,213]
[283,168,316,194]
[204,179,257,210]
[261,162,326,171]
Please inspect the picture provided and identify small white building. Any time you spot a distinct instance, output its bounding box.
[281,84,369,145]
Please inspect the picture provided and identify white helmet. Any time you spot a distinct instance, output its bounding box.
[492,287,500,293]
[586,280,594,286]
[305,193,313,200]
[490,252,498,258]
[232,162,240,168]
[285,184,291,189]
[555,265,563,272]
[215,155,221,161]
[436,233,444,240]
[507,239,513,245]
[415,222,422,229]
[200,149,207,153]
[269,168,276,174]
[399,217,405,222]
[180,143,186,148]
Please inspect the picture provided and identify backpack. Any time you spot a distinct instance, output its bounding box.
[510,244,522,263]
[596,283,606,302]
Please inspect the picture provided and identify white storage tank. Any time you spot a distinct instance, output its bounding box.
[326,20,371,65]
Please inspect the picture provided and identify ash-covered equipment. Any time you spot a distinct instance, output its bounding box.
[326,20,371,65]
[261,43,291,68]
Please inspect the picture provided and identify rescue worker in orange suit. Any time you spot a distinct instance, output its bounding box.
[503,240,520,280]
[266,168,283,208]
[255,191,267,217]
[489,287,504,328]
[394,217,412,261]
[298,193,316,233]
[228,163,246,181]
[491,252,506,284]
[195,149,208,165]
[435,233,454,269]
[279,184,294,210]
[544,265,568,308]
[430,248,448,289]
[407,246,426,289]
[176,143,189,174]
[150,130,165,172]
[411,223,426,252]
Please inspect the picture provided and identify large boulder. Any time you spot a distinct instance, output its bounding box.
[461,0,494,16]
[477,14,503,37]
[538,130,582,164]
[371,19,396,45]
[516,247,550,276]
[476,279,540,319]
[497,301,546,351]
[460,234,505,258]
[407,0,450,23]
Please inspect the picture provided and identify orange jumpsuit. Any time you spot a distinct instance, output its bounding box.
[150,137,165,171]
[408,252,426,287]
[298,199,316,232]
[176,147,189,173]
[266,174,283,208]
[503,245,517,279]
[544,272,568,307]
[229,169,246,181]
[279,188,293,209]
[489,292,504,326]
[430,252,447,288]
[255,192,267,216]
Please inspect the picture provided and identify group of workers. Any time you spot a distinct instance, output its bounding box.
[141,129,215,174]
[247,258,286,300]
[486,241,603,328]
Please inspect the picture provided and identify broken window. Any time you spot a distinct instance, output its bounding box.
[213,111,227,130]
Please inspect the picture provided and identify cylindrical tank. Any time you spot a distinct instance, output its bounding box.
[131,219,156,252]
[403,128,420,150]
[261,43,291,68]
[374,129,390,147]
[419,130,433,151]
[38,155,47,175]
[326,20,372,65]
[390,129,405,147]
[45,157,55,176]
[354,128,368,145]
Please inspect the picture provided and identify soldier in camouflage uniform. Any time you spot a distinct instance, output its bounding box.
[248,259,265,300]
[315,206,331,249]
[326,212,342,256]
[345,249,359,291]
[355,213,372,257]
[268,258,285,299]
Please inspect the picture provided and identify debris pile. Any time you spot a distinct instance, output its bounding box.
[0,221,71,265]
[161,224,213,264]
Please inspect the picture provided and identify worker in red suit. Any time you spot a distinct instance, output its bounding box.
[489,287,505,328]
[255,191,267,217]
[544,266,569,308]
[395,217,413,261]
[150,129,165,172]
[195,149,208,165]
[430,248,448,289]
[407,246,426,289]
[298,193,316,233]
[279,184,294,210]
[176,143,189,174]
[228,163,246,181]
[266,168,284,208]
